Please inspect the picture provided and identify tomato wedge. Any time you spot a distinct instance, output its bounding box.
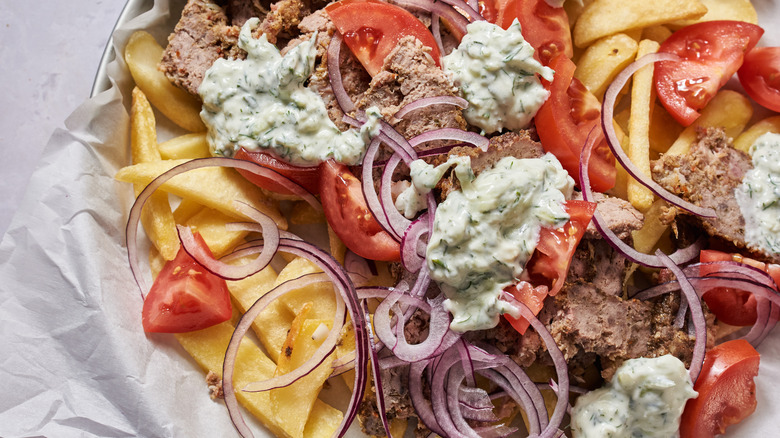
[526,200,597,296]
[504,281,548,335]
[699,250,780,326]
[142,232,232,333]
[504,200,596,335]
[234,148,320,195]
[326,0,441,77]
[535,54,616,192]
[680,339,760,438]
[482,0,572,65]
[655,21,763,126]
[738,46,780,113]
[319,159,401,262]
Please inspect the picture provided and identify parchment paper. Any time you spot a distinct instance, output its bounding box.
[0,0,778,437]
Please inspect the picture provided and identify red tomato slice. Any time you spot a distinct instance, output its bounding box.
[535,54,616,192]
[655,21,764,126]
[699,250,780,326]
[504,281,548,335]
[680,339,760,438]
[142,232,232,333]
[319,159,401,262]
[738,46,780,113]
[234,148,320,195]
[326,0,441,77]
[483,0,572,65]
[526,200,597,296]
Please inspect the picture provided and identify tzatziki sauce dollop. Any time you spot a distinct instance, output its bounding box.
[425,154,573,332]
[198,18,378,165]
[571,355,698,438]
[736,132,780,255]
[442,19,554,135]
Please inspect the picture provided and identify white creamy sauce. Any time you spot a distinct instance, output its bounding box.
[571,355,698,438]
[442,19,554,135]
[395,156,472,219]
[425,154,573,332]
[736,132,780,255]
[198,18,379,165]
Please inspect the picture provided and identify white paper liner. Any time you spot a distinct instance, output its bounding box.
[0,0,778,437]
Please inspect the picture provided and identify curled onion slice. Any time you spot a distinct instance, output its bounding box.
[362,137,403,241]
[408,128,490,152]
[580,129,702,268]
[380,153,413,238]
[327,32,355,114]
[601,53,717,218]
[394,96,469,119]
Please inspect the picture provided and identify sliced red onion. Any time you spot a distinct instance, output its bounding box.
[362,137,403,241]
[395,0,470,38]
[362,299,392,437]
[437,0,483,21]
[601,53,717,218]
[327,32,355,114]
[401,214,430,273]
[126,157,317,297]
[395,96,470,120]
[408,128,490,152]
[431,12,445,56]
[380,153,413,238]
[579,129,703,268]
[654,250,707,383]
[409,360,447,436]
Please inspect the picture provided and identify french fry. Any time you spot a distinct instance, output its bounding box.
[572,0,707,48]
[173,198,205,224]
[159,132,211,160]
[273,258,338,320]
[289,201,326,225]
[642,25,673,44]
[328,224,347,265]
[574,33,638,100]
[124,31,206,133]
[271,312,336,438]
[175,322,342,438]
[627,40,661,212]
[114,159,287,228]
[185,207,250,258]
[665,90,753,157]
[648,102,684,154]
[131,87,179,260]
[632,198,672,255]
[734,116,780,154]
[670,0,758,28]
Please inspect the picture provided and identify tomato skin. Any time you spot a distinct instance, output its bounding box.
[504,281,548,335]
[326,0,441,77]
[738,46,780,113]
[655,21,764,126]
[680,339,760,438]
[234,148,320,195]
[142,233,232,333]
[526,200,597,296]
[319,160,401,262]
[535,54,616,192]
[699,250,780,326]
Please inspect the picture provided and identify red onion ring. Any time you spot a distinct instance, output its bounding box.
[327,31,356,114]
[379,153,413,237]
[125,157,317,296]
[362,137,404,241]
[600,53,717,218]
[654,250,707,383]
[579,128,703,268]
[401,214,430,273]
[395,96,469,120]
[431,12,445,56]
[408,128,490,152]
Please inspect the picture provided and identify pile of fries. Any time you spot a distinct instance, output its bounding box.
[114,0,779,436]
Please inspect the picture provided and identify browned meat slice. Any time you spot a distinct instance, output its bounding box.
[160,0,244,96]
[355,35,466,140]
[572,191,644,241]
[161,0,310,96]
[436,130,545,199]
[651,127,778,263]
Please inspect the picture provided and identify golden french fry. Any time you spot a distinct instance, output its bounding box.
[642,26,673,44]
[665,90,753,157]
[734,116,780,154]
[124,31,206,133]
[115,159,287,228]
[573,0,707,48]
[574,33,638,100]
[185,207,249,257]
[271,313,336,438]
[274,257,338,320]
[612,122,631,202]
[289,201,326,225]
[327,224,347,265]
[158,132,210,160]
[173,198,205,224]
[648,103,684,154]
[131,87,179,260]
[670,0,758,28]
[627,40,661,212]
[175,322,342,438]
[632,198,671,254]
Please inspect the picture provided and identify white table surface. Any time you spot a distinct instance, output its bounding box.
[0,1,126,239]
